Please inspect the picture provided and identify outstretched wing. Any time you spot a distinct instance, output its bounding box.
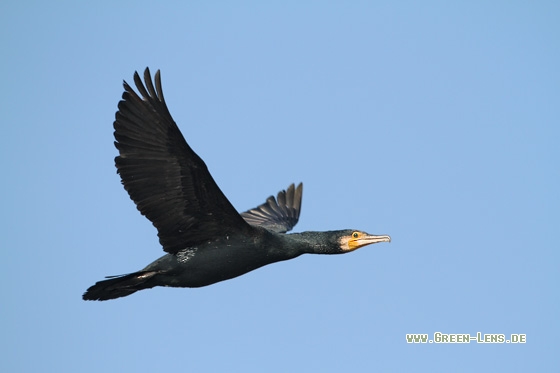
[113,68,251,254]
[240,183,303,233]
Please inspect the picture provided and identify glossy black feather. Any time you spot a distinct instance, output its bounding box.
[113,68,251,254]
[241,183,303,233]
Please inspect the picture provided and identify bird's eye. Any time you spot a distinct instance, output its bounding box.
[352,232,359,238]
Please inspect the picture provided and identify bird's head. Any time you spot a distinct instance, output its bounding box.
[337,230,391,252]
[289,229,391,255]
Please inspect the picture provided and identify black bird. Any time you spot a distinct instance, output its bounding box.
[83,68,391,301]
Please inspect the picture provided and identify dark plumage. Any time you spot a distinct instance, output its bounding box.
[83,68,391,301]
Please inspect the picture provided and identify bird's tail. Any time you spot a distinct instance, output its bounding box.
[82,270,158,301]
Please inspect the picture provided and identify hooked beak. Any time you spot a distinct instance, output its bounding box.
[347,233,391,251]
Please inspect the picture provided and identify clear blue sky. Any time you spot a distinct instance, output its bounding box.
[2,1,558,372]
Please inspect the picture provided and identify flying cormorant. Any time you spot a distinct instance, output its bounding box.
[83,68,391,301]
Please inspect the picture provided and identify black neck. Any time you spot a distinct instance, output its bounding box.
[283,231,342,255]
